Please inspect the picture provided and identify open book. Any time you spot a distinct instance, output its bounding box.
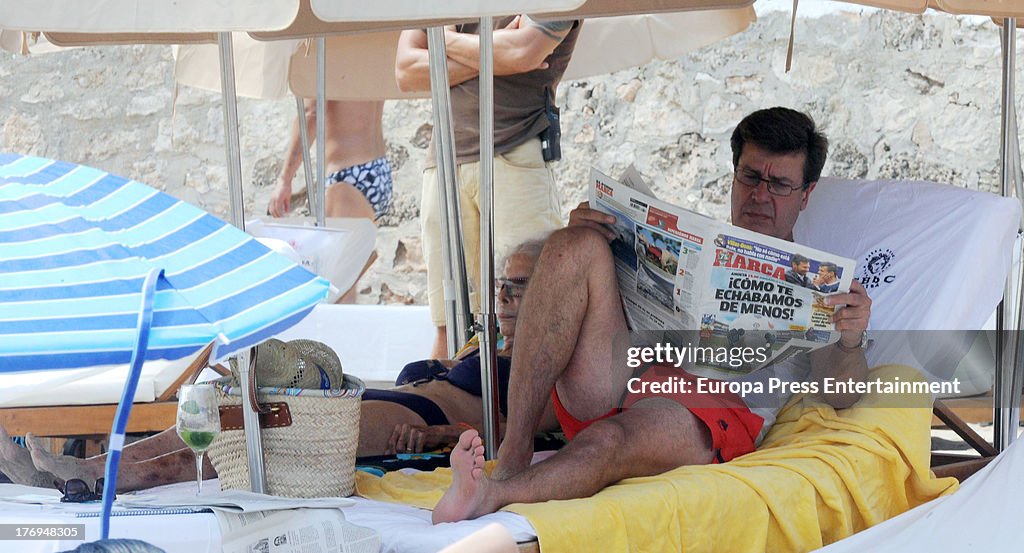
[589,167,856,375]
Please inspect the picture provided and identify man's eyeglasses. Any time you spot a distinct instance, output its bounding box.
[56,477,110,503]
[495,277,529,299]
[734,168,805,197]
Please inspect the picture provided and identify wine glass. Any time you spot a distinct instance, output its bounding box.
[176,384,221,494]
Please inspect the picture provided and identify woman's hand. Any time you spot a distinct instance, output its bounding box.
[386,423,464,454]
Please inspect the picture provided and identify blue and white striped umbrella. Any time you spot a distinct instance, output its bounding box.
[0,153,330,534]
[0,153,330,370]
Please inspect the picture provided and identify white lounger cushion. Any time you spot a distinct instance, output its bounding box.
[795,177,1020,330]
[794,177,1021,383]
[0,305,434,407]
[0,357,196,408]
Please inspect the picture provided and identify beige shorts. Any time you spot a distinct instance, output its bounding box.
[422,138,563,326]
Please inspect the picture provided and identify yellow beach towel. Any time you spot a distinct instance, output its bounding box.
[356,365,958,552]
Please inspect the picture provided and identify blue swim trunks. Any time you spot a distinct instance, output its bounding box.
[326,156,393,219]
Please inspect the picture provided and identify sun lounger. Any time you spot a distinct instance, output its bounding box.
[0,303,434,439]
[0,345,217,440]
[351,176,1021,551]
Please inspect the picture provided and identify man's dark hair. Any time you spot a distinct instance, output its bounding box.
[790,253,809,266]
[730,107,829,188]
[820,261,838,275]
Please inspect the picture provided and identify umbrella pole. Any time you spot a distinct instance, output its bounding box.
[296,96,317,216]
[100,269,160,539]
[315,37,327,227]
[217,33,246,232]
[218,32,267,491]
[477,18,501,459]
[996,18,1022,450]
[427,27,473,356]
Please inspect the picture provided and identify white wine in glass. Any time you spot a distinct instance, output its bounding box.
[176,384,221,494]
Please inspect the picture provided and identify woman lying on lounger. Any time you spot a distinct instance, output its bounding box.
[0,239,547,492]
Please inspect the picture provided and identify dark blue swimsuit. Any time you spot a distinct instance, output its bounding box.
[361,353,512,424]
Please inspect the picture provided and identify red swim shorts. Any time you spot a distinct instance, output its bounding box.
[551,364,764,463]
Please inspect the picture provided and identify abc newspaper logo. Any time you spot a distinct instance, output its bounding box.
[857,248,896,289]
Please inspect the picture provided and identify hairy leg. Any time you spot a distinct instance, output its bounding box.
[107,449,214,492]
[435,399,714,523]
[495,227,631,478]
[28,433,211,492]
[0,426,56,488]
[26,426,184,481]
[118,428,187,463]
[28,434,104,483]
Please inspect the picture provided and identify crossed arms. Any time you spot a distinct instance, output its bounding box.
[395,16,574,92]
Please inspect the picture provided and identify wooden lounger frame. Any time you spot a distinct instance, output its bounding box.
[0,342,221,438]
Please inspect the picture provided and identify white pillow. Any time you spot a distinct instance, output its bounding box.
[793,177,1021,384]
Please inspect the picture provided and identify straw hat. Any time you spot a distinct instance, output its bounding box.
[230,338,344,390]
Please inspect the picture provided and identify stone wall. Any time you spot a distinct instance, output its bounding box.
[1,8,1019,306]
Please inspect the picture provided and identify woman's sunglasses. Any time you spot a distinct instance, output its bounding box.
[56,477,110,503]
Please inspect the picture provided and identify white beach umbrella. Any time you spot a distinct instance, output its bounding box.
[174,34,303,101]
[0,0,299,33]
[563,8,755,80]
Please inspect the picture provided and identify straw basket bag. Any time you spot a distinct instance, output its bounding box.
[207,340,365,498]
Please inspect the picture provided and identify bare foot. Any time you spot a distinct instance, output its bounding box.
[432,430,491,524]
[27,433,102,484]
[0,427,56,488]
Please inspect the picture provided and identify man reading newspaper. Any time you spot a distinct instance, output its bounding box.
[433,107,871,524]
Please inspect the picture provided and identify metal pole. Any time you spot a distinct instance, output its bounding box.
[427,27,473,357]
[238,347,266,493]
[295,96,317,217]
[218,32,265,494]
[476,18,501,459]
[996,18,1022,450]
[217,33,245,232]
[314,37,327,227]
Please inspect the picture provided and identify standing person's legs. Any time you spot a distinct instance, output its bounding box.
[324,157,393,222]
[491,139,563,270]
[421,159,449,357]
[324,181,377,221]
[422,162,481,359]
[493,225,634,478]
[423,138,561,358]
[318,101,390,302]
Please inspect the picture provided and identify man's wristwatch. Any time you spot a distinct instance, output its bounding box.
[836,331,868,353]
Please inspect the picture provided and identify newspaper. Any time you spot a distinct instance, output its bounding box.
[588,167,856,375]
[116,488,355,513]
[217,508,380,553]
